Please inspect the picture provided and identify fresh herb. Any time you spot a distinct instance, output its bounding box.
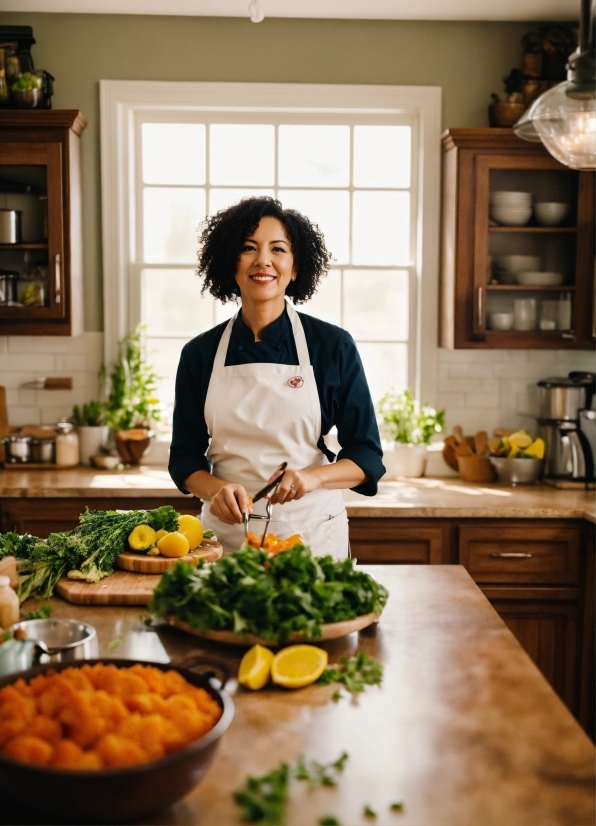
[16,506,178,603]
[72,400,104,427]
[24,604,53,620]
[203,529,215,539]
[317,652,383,694]
[0,532,37,561]
[331,689,343,702]
[233,753,349,825]
[390,802,404,812]
[138,614,154,627]
[364,805,377,818]
[151,545,388,645]
[234,762,291,824]
[107,638,121,650]
[319,818,341,826]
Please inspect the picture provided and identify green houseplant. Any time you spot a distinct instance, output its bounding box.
[102,325,161,465]
[378,390,445,478]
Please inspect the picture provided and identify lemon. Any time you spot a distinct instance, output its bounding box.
[128,525,157,552]
[238,644,275,690]
[270,645,328,689]
[177,514,203,550]
[157,531,190,558]
[524,437,545,460]
[154,528,168,543]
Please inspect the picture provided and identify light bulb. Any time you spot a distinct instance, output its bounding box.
[248,0,265,22]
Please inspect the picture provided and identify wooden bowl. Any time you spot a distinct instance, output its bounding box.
[489,102,526,128]
[457,455,496,483]
[115,429,152,465]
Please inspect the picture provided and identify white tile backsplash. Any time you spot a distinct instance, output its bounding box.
[437,348,596,436]
[0,333,103,426]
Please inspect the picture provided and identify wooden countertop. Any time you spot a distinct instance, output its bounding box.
[2,565,593,826]
[1,466,594,522]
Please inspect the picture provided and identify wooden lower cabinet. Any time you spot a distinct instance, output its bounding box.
[0,497,201,538]
[349,518,454,564]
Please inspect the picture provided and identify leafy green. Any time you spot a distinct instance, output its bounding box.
[150,545,388,645]
[363,805,377,818]
[24,604,53,620]
[317,652,383,694]
[390,802,404,812]
[72,400,104,427]
[378,389,444,445]
[107,638,121,650]
[233,753,349,825]
[0,532,37,561]
[203,529,215,539]
[16,505,178,603]
[319,818,341,826]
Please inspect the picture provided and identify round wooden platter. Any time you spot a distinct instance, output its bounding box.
[116,540,223,573]
[166,611,381,648]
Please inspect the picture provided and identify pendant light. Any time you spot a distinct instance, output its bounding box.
[514,0,596,170]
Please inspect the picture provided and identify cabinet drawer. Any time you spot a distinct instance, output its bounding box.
[459,524,580,585]
[350,519,451,564]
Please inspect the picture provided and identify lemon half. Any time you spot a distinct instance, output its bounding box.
[238,644,274,690]
[270,645,328,689]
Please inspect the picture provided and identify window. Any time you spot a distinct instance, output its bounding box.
[101,82,441,423]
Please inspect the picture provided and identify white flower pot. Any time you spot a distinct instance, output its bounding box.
[383,442,428,479]
[78,426,109,466]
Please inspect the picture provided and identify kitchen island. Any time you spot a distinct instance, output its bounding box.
[1,565,594,826]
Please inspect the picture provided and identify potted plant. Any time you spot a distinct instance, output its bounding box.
[102,325,161,465]
[378,390,445,478]
[71,401,109,466]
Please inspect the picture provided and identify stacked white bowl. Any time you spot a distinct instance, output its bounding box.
[490,191,533,226]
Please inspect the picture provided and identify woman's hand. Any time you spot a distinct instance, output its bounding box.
[208,482,252,525]
[267,467,320,505]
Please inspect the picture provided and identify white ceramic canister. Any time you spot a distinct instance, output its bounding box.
[77,425,109,466]
[384,442,428,479]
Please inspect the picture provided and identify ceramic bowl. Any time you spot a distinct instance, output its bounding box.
[494,255,541,274]
[489,457,544,485]
[490,207,533,226]
[487,312,514,331]
[534,202,569,226]
[516,271,564,287]
[90,454,121,470]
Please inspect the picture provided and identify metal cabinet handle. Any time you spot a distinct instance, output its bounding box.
[476,287,484,329]
[561,332,575,339]
[489,552,533,559]
[55,253,61,304]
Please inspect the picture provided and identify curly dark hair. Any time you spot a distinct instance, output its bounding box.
[197,197,331,304]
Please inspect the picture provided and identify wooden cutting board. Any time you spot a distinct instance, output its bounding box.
[56,571,161,605]
[116,540,223,573]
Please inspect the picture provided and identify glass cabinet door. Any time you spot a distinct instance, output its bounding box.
[0,141,65,321]
[472,152,583,344]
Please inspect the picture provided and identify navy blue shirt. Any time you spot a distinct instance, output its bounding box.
[169,307,385,497]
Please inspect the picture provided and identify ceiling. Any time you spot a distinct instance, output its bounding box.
[0,0,579,20]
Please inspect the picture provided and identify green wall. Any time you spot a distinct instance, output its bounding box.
[0,13,538,331]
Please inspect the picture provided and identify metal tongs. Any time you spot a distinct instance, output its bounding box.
[243,462,287,547]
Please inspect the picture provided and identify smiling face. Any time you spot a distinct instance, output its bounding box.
[235,216,295,310]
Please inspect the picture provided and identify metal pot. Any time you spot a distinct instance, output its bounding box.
[0,656,234,823]
[30,437,55,464]
[2,435,31,463]
[537,376,591,421]
[0,209,22,244]
[9,619,98,664]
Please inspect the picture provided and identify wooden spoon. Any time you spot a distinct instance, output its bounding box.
[453,425,464,445]
[455,439,473,457]
[474,431,488,457]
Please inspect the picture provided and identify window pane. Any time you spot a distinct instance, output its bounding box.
[279,189,349,264]
[352,191,410,265]
[357,342,408,405]
[146,337,188,407]
[210,125,274,185]
[353,126,411,189]
[143,187,206,263]
[302,268,341,326]
[344,270,408,341]
[278,125,350,187]
[142,123,206,185]
[209,188,274,215]
[215,299,238,325]
[141,269,212,338]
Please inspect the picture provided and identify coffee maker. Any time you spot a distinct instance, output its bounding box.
[537,372,596,481]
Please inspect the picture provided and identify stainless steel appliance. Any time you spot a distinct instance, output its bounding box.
[2,435,31,463]
[537,372,596,480]
[0,209,21,243]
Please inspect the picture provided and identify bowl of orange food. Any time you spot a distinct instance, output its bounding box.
[0,657,234,822]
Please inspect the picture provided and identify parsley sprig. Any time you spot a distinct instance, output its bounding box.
[317,651,383,694]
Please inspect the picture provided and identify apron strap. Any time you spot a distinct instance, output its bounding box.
[212,313,237,373]
[285,300,311,366]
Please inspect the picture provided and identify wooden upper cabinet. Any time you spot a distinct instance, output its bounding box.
[440,128,595,350]
[0,110,86,335]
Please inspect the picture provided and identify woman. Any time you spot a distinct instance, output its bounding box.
[169,197,384,559]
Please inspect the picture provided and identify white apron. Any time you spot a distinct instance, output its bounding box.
[201,301,349,559]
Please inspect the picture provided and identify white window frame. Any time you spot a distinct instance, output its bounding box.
[100,80,441,405]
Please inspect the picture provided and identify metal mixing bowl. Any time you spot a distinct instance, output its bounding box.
[0,657,234,822]
[9,618,98,663]
[489,457,544,486]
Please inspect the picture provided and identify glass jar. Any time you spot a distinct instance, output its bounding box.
[55,422,80,467]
